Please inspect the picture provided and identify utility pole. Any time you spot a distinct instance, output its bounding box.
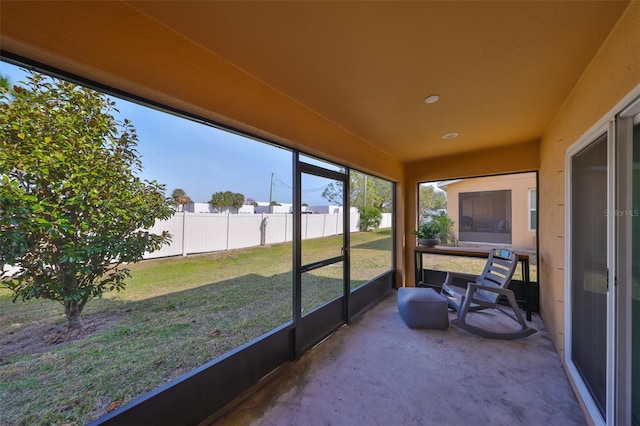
[269,172,275,213]
[363,174,368,206]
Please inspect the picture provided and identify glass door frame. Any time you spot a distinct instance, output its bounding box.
[293,153,350,358]
[616,99,640,426]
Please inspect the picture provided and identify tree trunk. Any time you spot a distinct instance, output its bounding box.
[65,299,84,329]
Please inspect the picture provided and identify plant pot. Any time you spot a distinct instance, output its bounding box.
[417,238,440,247]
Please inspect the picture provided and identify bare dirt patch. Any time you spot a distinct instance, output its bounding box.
[0,313,120,363]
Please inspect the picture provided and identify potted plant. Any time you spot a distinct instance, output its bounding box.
[413,221,441,247]
[414,213,455,247]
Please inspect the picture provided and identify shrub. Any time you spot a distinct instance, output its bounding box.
[358,206,382,231]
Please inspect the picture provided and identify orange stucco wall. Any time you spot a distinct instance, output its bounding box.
[538,1,640,363]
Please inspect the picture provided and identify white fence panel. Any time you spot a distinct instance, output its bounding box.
[379,213,392,228]
[284,214,294,242]
[144,214,184,259]
[304,214,327,239]
[264,214,289,245]
[228,215,262,249]
[142,210,392,260]
[184,213,228,254]
[300,214,308,240]
[349,212,360,232]
[322,214,339,237]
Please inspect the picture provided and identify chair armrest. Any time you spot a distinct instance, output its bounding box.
[467,282,515,297]
[444,271,479,287]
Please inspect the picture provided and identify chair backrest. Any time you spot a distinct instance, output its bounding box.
[475,248,518,303]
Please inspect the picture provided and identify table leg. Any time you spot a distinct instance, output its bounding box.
[523,259,531,321]
[414,251,423,286]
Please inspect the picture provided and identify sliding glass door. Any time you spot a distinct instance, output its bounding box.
[570,132,609,418]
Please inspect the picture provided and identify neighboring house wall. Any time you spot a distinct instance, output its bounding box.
[184,202,215,213]
[255,203,292,214]
[238,205,255,214]
[308,205,354,214]
[442,173,536,250]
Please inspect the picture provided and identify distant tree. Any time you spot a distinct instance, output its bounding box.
[322,171,392,211]
[230,192,244,210]
[171,188,192,211]
[418,184,447,213]
[356,173,392,211]
[0,71,173,329]
[210,190,244,211]
[210,191,227,210]
[0,74,10,90]
[321,182,343,206]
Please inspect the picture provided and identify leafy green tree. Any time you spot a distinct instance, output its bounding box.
[418,184,447,213]
[322,171,392,211]
[210,190,244,211]
[0,74,10,90]
[230,192,245,210]
[171,188,192,211]
[210,191,227,210]
[431,213,455,244]
[0,71,173,328]
[358,206,382,231]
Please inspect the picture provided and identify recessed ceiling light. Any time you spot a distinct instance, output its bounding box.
[424,95,440,104]
[442,132,459,139]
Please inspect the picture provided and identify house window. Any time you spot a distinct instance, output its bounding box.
[458,190,512,244]
[528,189,537,231]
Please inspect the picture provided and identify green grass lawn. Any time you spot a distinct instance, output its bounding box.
[425,253,538,282]
[0,230,392,425]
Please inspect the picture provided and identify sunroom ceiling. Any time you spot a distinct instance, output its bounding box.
[0,1,630,162]
[126,1,628,161]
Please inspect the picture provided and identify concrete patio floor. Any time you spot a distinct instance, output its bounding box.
[212,291,585,425]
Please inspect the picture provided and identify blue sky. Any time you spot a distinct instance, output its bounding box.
[2,60,336,205]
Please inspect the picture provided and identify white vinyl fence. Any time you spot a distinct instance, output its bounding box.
[144,212,391,259]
